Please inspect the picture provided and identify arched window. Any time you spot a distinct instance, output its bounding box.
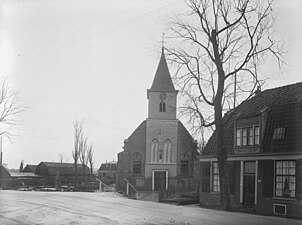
[180,152,190,176]
[159,101,166,112]
[151,139,159,163]
[132,152,142,175]
[163,139,172,163]
[158,150,163,163]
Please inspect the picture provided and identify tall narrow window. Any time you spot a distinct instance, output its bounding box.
[212,162,220,192]
[133,161,141,175]
[242,128,248,146]
[181,160,189,176]
[163,139,172,163]
[275,160,296,198]
[132,152,142,175]
[248,127,254,145]
[151,139,159,163]
[180,153,190,176]
[236,128,241,146]
[158,150,163,163]
[159,101,166,112]
[254,126,260,145]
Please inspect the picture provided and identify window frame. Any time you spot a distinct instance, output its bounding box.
[212,162,220,193]
[180,160,189,176]
[235,125,260,147]
[275,160,296,198]
[159,101,166,112]
[132,160,142,175]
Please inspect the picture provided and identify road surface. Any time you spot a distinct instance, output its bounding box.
[0,190,300,225]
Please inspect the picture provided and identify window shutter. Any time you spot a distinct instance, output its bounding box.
[201,162,210,193]
[296,159,302,199]
[262,160,274,198]
[228,162,235,195]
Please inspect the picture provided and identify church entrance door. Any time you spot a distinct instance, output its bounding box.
[153,170,167,191]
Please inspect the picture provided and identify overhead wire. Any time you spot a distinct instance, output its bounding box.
[0,0,152,65]
[0,0,182,73]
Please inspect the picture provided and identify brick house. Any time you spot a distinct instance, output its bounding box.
[199,82,302,218]
[116,49,198,194]
[0,165,39,189]
[98,161,117,185]
[23,164,37,173]
[35,162,90,186]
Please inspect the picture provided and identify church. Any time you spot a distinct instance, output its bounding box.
[116,49,198,194]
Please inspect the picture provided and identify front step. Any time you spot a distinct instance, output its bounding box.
[237,205,255,214]
[138,191,159,202]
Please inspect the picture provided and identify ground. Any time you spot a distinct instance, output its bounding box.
[0,191,300,225]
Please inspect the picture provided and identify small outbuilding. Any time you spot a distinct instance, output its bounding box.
[23,164,37,173]
[0,165,39,189]
[98,161,117,185]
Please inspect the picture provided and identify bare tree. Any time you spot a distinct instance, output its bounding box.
[72,120,83,186]
[58,153,64,163]
[19,160,24,172]
[79,134,88,181]
[166,0,283,211]
[0,80,25,141]
[87,144,94,175]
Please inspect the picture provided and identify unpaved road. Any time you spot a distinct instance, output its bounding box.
[0,191,300,225]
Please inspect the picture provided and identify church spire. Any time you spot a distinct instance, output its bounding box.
[149,48,176,92]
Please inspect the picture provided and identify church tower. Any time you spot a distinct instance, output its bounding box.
[147,48,178,120]
[144,48,180,190]
[117,47,197,194]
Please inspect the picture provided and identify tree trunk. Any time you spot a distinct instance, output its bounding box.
[74,163,77,187]
[211,29,232,211]
[215,106,232,211]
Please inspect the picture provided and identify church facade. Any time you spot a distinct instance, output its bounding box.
[116,50,198,193]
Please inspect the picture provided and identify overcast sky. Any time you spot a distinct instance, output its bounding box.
[0,0,301,169]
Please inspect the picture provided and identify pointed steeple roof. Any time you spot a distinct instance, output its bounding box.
[149,48,176,92]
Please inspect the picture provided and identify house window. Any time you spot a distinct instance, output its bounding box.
[236,128,241,146]
[242,128,248,146]
[212,162,220,192]
[273,127,286,140]
[275,160,296,198]
[181,160,189,176]
[133,161,141,175]
[254,126,260,145]
[236,126,260,147]
[248,127,254,145]
[159,101,166,112]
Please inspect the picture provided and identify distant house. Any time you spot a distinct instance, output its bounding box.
[0,165,39,189]
[35,162,90,177]
[35,162,90,186]
[98,161,117,184]
[23,164,36,173]
[199,82,302,218]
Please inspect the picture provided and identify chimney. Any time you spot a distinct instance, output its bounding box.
[255,86,261,96]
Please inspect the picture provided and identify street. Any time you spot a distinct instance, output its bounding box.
[0,190,300,225]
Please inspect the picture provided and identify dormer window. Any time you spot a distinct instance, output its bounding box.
[254,126,260,144]
[273,127,286,140]
[236,126,260,147]
[159,101,166,112]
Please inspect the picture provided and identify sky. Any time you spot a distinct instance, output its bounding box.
[0,0,301,169]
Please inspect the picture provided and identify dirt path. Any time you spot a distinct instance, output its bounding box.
[0,191,300,225]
